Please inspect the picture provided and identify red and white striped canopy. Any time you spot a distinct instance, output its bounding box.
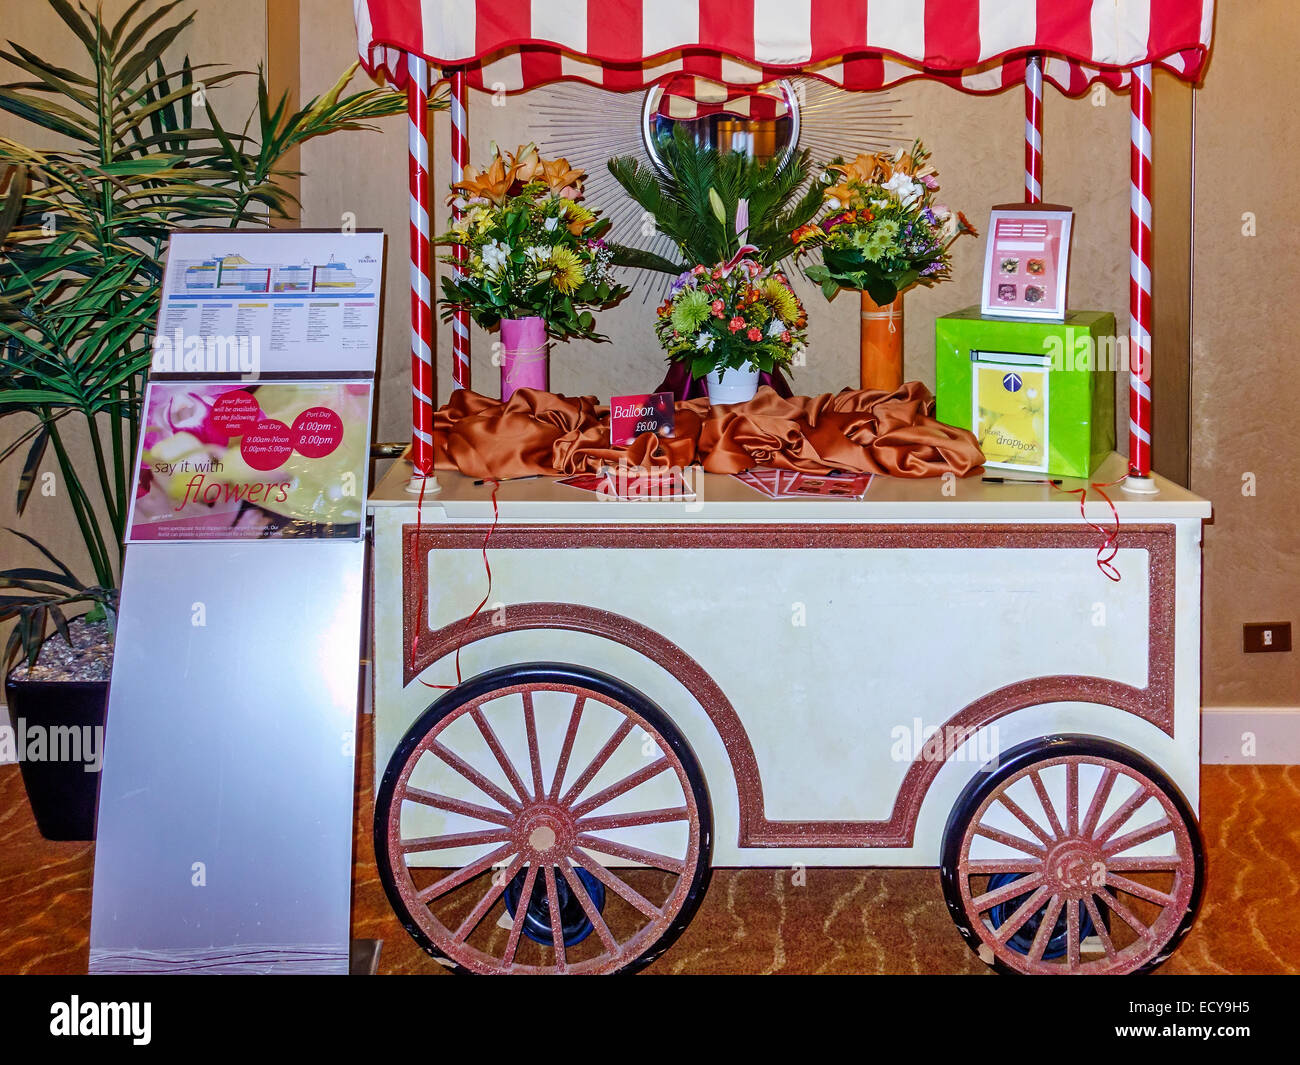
[356,0,1215,96]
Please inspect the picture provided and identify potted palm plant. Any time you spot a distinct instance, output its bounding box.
[607,126,823,402]
[0,0,432,839]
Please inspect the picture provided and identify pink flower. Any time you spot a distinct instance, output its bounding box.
[711,299,725,317]
[162,386,246,446]
[692,265,707,276]
[746,327,762,342]
[781,331,791,343]
[728,317,745,333]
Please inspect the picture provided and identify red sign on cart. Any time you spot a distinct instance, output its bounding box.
[610,391,675,447]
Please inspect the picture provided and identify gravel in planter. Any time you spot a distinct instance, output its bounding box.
[8,617,113,684]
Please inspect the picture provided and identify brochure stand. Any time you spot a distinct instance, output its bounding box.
[89,230,384,974]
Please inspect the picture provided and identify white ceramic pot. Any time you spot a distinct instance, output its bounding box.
[704,366,760,404]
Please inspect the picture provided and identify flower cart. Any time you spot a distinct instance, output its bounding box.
[356,0,1216,974]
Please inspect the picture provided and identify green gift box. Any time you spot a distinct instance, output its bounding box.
[935,307,1116,478]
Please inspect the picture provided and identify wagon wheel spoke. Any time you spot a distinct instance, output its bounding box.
[417,843,516,903]
[1094,783,1151,844]
[1027,895,1065,964]
[1106,872,1175,908]
[1066,900,1081,970]
[568,848,663,920]
[455,854,524,943]
[993,884,1051,945]
[470,705,533,804]
[501,863,538,967]
[1079,766,1117,839]
[400,827,512,854]
[560,719,634,807]
[571,757,672,818]
[1104,816,1173,856]
[1082,895,1117,958]
[973,824,1047,858]
[577,806,689,832]
[965,858,1043,875]
[521,691,545,800]
[1028,770,1065,839]
[548,696,585,801]
[996,793,1054,845]
[428,739,523,813]
[969,872,1046,914]
[403,787,513,826]
[543,864,567,971]
[1065,761,1079,836]
[559,862,620,955]
[1105,854,1184,872]
[576,833,686,874]
[1096,887,1155,940]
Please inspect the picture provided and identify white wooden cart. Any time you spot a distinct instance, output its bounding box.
[368,457,1209,974]
[356,1,1216,974]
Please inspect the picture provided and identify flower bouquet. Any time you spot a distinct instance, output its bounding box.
[439,143,627,398]
[654,256,807,404]
[793,140,975,391]
[795,141,976,306]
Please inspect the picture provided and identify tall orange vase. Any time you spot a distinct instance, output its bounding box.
[859,290,904,392]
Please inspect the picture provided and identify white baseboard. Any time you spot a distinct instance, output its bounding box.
[1203,706,1300,764]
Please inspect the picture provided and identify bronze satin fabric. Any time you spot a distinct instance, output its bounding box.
[431,383,984,480]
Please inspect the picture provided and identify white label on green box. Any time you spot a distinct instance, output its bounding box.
[972,351,1050,472]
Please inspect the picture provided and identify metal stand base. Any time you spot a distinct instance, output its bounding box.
[349,939,383,975]
[1120,474,1160,495]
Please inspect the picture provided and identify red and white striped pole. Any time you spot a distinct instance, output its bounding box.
[406,53,436,480]
[1125,63,1157,490]
[448,69,472,391]
[1024,56,1043,203]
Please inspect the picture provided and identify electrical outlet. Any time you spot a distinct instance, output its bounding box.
[1243,622,1292,653]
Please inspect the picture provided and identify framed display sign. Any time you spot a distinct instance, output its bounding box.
[980,205,1073,321]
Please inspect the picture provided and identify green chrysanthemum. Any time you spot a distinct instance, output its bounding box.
[671,287,711,335]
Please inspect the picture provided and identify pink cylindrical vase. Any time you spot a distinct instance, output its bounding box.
[499,316,549,400]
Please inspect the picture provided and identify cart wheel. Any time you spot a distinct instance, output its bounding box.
[376,663,712,974]
[940,736,1204,975]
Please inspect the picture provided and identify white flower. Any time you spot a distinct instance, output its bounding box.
[766,318,785,338]
[695,333,715,351]
[523,245,549,263]
[481,239,511,272]
[544,217,559,231]
[883,171,921,207]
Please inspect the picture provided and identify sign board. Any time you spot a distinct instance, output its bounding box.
[89,229,383,974]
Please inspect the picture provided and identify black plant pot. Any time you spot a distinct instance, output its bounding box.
[3,672,107,841]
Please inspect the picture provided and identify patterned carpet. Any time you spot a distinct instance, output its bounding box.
[2,721,1297,975]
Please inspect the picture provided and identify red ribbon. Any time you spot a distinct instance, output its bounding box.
[408,475,501,689]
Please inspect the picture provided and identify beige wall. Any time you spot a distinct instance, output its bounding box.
[5,1,1294,709]
[1191,0,1300,706]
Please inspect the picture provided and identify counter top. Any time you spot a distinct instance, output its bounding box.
[367,451,1211,523]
